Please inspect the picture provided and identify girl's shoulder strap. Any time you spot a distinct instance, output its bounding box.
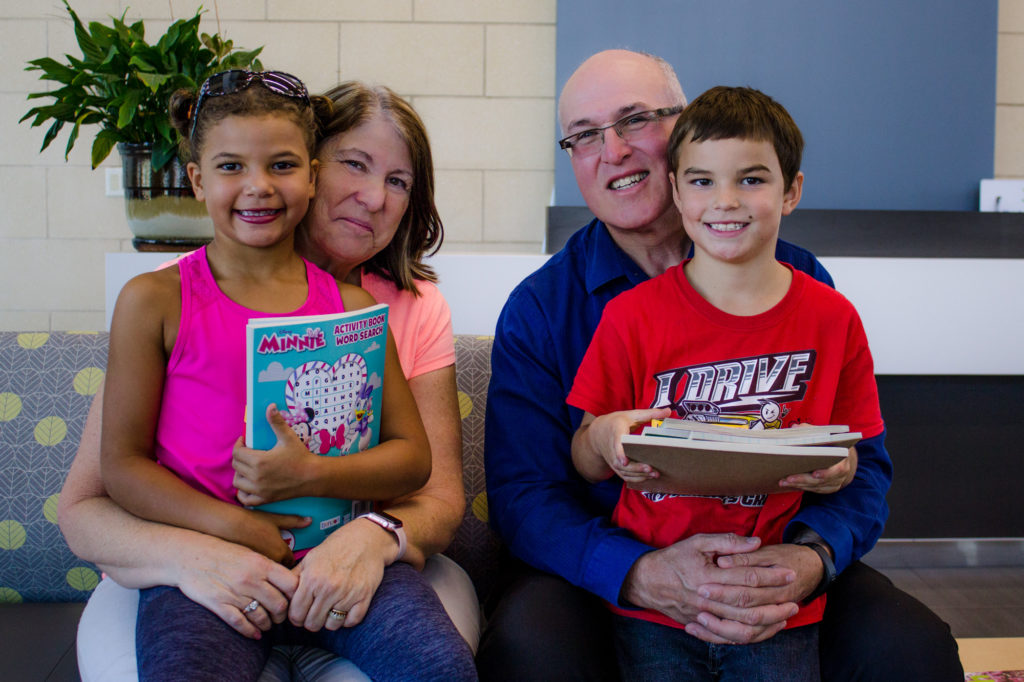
[302,256,346,313]
[176,246,221,309]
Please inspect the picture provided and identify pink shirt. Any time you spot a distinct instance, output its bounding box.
[361,271,455,380]
[155,247,345,502]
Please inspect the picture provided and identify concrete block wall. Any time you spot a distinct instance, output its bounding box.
[998,0,1024,176]
[2,0,1021,330]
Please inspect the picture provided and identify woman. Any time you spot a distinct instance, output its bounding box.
[59,82,476,681]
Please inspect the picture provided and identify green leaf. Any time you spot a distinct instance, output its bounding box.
[136,71,171,94]
[163,21,181,48]
[220,47,263,70]
[91,131,119,168]
[40,120,65,151]
[116,90,142,128]
[69,6,104,64]
[24,57,77,83]
[128,18,144,39]
[127,53,158,74]
[65,119,82,160]
[89,22,120,51]
[151,140,177,171]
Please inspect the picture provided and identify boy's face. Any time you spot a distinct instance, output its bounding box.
[670,136,802,266]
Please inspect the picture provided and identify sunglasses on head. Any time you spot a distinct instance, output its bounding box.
[189,70,310,138]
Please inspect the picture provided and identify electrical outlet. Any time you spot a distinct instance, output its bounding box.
[979,179,1024,212]
[105,167,123,197]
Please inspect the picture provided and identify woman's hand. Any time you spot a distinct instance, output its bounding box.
[173,534,300,639]
[779,445,859,494]
[233,404,320,505]
[287,516,399,632]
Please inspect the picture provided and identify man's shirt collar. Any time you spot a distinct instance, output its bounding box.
[583,219,651,295]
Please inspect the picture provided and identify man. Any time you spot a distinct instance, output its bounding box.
[477,49,962,681]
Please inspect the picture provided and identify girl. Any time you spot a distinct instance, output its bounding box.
[100,70,476,682]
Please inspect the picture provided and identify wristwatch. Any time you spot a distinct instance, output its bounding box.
[796,540,836,603]
[359,511,407,561]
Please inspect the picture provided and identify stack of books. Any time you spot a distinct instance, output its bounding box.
[622,418,859,496]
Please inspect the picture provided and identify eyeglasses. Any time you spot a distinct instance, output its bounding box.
[190,70,310,138]
[558,106,684,158]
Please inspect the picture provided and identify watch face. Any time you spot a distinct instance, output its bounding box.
[374,511,403,528]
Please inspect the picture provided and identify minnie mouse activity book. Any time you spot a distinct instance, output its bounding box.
[245,303,389,551]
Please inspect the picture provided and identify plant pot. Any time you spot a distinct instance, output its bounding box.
[118,142,213,252]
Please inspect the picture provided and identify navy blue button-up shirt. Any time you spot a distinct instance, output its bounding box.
[484,219,892,604]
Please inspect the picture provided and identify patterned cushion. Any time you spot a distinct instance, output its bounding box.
[0,332,104,603]
[447,335,503,600]
[0,332,503,604]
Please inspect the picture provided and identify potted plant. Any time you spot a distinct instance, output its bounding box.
[20,1,263,250]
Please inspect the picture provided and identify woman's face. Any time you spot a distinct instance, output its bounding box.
[304,115,414,272]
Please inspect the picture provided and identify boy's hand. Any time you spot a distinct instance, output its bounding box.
[779,445,858,494]
[574,408,670,483]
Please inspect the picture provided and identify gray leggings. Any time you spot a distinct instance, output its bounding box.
[136,562,477,682]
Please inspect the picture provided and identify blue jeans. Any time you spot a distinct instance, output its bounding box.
[136,562,476,682]
[612,613,819,682]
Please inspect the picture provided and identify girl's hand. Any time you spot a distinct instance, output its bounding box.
[173,534,299,639]
[287,516,397,631]
[779,445,859,494]
[233,404,319,505]
[229,507,310,566]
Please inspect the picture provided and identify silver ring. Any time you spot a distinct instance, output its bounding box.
[328,608,347,620]
[243,599,260,614]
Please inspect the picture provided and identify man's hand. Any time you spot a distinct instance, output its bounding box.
[621,534,799,644]
[687,542,826,642]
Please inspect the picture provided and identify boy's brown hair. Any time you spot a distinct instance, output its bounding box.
[667,86,803,190]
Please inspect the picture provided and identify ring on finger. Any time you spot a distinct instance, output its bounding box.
[243,599,260,614]
[328,608,347,620]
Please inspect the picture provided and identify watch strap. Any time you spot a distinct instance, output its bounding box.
[796,540,836,603]
[359,512,407,561]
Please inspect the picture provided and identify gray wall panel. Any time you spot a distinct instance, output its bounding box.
[555,0,998,211]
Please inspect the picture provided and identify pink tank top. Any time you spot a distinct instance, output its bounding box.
[154,247,345,503]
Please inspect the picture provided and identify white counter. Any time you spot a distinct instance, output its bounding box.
[107,253,1024,375]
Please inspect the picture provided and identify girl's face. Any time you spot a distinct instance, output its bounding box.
[304,115,414,272]
[187,114,317,250]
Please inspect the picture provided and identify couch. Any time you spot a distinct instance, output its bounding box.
[0,331,502,681]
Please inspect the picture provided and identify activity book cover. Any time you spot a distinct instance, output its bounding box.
[245,302,389,551]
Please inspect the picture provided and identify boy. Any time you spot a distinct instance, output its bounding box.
[567,86,885,681]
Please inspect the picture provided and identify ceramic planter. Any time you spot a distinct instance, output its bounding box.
[118,142,213,251]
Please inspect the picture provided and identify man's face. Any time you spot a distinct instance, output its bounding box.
[559,53,682,234]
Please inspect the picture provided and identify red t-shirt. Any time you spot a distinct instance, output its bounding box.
[568,262,884,630]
